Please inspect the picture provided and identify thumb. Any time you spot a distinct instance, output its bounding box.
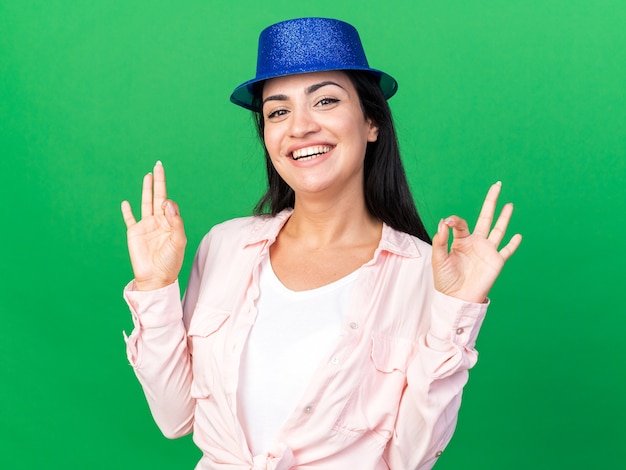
[431,219,449,267]
[163,200,186,242]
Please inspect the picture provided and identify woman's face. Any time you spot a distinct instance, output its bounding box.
[261,71,378,202]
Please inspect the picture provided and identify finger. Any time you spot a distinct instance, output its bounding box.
[487,202,514,246]
[431,219,450,266]
[153,161,167,216]
[499,233,523,261]
[140,172,153,219]
[163,200,187,246]
[473,181,502,238]
[444,215,471,240]
[121,200,137,228]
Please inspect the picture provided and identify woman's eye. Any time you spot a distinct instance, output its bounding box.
[267,109,288,119]
[316,97,339,107]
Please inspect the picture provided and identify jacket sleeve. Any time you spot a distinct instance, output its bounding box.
[122,230,214,439]
[383,290,488,469]
[123,280,195,438]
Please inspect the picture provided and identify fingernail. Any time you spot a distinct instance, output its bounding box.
[444,217,454,226]
[166,201,176,216]
[495,181,502,186]
[156,160,162,166]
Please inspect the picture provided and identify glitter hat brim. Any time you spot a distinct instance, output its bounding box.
[230,67,398,111]
[229,18,399,111]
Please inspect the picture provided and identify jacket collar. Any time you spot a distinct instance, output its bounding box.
[244,209,423,259]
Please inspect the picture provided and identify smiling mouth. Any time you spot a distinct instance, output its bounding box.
[291,145,333,161]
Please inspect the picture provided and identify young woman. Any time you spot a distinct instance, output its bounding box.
[121,18,522,470]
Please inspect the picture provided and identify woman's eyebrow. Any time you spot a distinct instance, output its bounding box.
[262,94,288,106]
[263,81,344,106]
[306,81,344,94]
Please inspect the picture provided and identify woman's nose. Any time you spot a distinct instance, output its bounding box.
[288,107,321,138]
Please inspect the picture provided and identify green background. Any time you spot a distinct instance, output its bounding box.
[1,1,624,468]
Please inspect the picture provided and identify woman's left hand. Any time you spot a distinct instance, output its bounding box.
[431,182,522,303]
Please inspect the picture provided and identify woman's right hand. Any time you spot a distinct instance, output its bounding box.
[121,161,187,291]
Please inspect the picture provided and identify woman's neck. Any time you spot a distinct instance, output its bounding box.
[270,194,383,291]
[284,195,381,250]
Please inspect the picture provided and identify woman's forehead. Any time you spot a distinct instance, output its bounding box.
[262,71,352,97]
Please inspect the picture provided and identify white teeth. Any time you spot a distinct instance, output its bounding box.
[291,145,332,160]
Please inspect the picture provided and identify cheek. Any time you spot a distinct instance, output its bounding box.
[335,113,372,147]
[263,124,282,155]
[263,132,284,169]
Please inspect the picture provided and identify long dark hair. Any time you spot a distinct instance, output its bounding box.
[251,71,431,244]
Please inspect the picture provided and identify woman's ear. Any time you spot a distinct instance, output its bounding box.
[367,118,379,142]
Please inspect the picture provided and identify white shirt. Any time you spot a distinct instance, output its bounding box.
[237,257,359,455]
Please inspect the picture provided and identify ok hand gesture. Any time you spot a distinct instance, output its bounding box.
[432,182,522,303]
[121,161,187,291]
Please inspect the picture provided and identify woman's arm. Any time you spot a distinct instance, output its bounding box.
[124,281,195,438]
[383,292,487,469]
[384,183,521,468]
[121,162,194,438]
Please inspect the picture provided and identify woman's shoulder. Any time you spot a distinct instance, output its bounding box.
[209,214,263,234]
[382,224,433,260]
[200,210,292,247]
